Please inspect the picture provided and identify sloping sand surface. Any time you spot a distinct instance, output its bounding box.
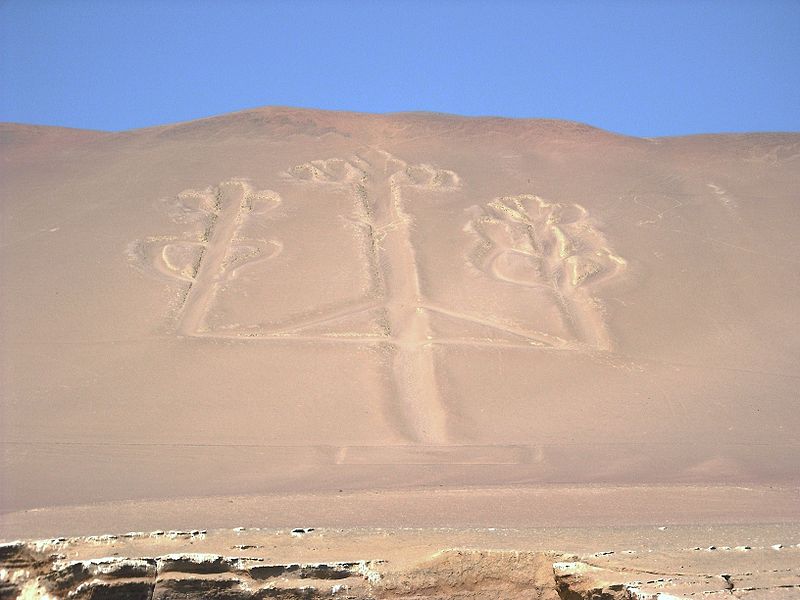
[1,108,799,538]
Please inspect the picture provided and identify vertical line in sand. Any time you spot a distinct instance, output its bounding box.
[177,182,246,336]
[524,208,613,352]
[363,159,449,444]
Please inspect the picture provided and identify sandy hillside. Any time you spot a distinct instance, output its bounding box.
[1,108,799,538]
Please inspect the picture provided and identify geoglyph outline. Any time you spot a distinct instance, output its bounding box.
[129,149,627,442]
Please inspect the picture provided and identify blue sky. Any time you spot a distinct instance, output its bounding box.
[1,0,798,136]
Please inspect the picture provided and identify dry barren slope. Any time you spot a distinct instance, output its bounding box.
[1,107,799,530]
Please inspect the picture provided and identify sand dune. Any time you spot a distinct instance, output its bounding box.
[1,108,799,541]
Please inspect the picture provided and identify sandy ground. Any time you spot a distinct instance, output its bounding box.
[1,109,799,589]
[1,485,799,541]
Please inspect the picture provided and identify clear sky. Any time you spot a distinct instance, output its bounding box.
[1,0,798,137]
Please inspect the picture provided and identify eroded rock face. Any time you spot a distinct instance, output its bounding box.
[3,534,800,599]
[2,542,558,600]
[0,541,383,600]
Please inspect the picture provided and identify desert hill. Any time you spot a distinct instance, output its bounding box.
[1,107,799,536]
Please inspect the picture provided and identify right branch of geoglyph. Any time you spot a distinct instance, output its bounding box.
[466,194,626,350]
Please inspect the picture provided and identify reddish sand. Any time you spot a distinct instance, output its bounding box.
[1,109,798,546]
